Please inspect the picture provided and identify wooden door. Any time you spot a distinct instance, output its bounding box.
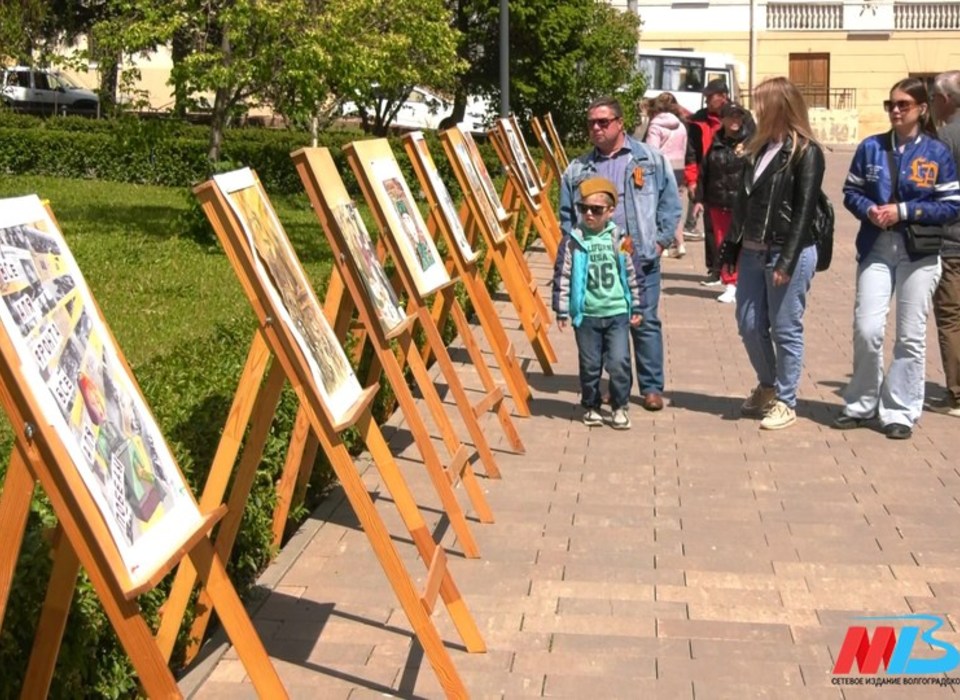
[789,53,830,108]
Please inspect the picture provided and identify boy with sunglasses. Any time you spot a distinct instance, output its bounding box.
[552,177,644,429]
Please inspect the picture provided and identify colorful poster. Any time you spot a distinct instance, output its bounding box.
[451,136,509,244]
[368,157,451,296]
[501,117,543,196]
[331,202,406,335]
[461,127,511,223]
[408,131,478,264]
[212,169,364,423]
[0,196,202,585]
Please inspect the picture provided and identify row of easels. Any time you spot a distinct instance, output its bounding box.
[0,114,569,698]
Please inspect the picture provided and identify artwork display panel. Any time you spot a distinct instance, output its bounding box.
[460,127,511,223]
[0,196,202,586]
[212,169,364,423]
[499,117,543,197]
[446,127,509,244]
[407,131,478,264]
[330,201,407,335]
[366,157,451,296]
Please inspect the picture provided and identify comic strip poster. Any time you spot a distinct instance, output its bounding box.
[408,131,478,264]
[461,127,511,223]
[367,157,450,296]
[0,196,202,584]
[450,132,509,244]
[501,116,543,196]
[212,169,364,422]
[331,201,406,335]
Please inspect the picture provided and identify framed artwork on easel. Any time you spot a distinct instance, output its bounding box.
[212,169,365,426]
[499,115,544,199]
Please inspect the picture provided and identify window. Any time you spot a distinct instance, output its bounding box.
[638,55,706,92]
[32,71,50,91]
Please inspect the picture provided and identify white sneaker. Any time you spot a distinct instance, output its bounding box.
[760,400,796,430]
[611,407,631,430]
[699,277,722,287]
[717,284,737,304]
[583,408,603,427]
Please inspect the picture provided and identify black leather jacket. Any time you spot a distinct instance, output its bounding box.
[728,136,825,276]
[697,131,750,210]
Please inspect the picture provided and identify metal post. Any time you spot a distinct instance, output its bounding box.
[500,0,509,116]
[749,0,757,102]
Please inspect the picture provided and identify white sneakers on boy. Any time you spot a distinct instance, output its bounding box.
[583,408,604,427]
[717,284,737,304]
[611,408,631,430]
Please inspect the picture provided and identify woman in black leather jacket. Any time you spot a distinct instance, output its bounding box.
[723,76,826,430]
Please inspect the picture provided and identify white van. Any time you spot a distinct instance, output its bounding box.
[637,48,743,115]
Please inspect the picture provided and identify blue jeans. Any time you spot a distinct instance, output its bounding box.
[735,245,817,408]
[629,257,664,395]
[843,231,941,427]
[575,313,632,410]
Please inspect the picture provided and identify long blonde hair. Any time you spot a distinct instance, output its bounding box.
[746,77,820,161]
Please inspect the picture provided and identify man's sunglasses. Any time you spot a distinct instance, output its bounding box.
[586,117,618,129]
[883,99,917,113]
[576,203,610,216]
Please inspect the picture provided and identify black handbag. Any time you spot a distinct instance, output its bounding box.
[886,149,943,256]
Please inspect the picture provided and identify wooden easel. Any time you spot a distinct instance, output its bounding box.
[543,112,571,171]
[291,146,498,554]
[439,125,557,376]
[0,197,286,698]
[489,117,561,261]
[342,138,521,478]
[531,115,564,192]
[402,131,533,418]
[172,172,480,697]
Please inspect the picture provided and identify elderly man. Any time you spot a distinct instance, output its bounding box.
[559,96,682,411]
[932,70,960,417]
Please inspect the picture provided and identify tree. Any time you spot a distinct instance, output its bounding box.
[321,0,466,136]
[447,0,644,142]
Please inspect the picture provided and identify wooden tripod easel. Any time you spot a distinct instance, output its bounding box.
[402,131,533,418]
[439,125,557,376]
[0,198,286,698]
[531,115,564,194]
[488,117,561,261]
[543,112,571,171]
[292,146,501,556]
[342,138,523,477]
[159,173,482,698]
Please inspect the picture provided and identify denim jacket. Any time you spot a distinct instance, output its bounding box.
[559,135,683,262]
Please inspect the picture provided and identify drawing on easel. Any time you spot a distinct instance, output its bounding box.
[212,169,364,422]
[331,201,406,334]
[500,117,542,197]
[368,157,451,296]
[449,132,509,244]
[0,195,202,582]
[408,131,478,264]
[461,127,511,223]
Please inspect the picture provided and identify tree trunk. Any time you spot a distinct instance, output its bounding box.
[171,26,191,118]
[98,52,121,116]
[208,87,229,163]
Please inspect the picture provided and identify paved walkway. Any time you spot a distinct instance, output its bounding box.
[185,148,960,699]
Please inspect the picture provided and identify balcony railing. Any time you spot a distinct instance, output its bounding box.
[766,3,844,29]
[895,2,960,28]
[798,87,857,109]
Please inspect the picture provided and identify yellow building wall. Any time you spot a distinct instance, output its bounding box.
[640,31,960,143]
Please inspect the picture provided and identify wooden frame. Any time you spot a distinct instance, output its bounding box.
[183,172,479,697]
[0,197,285,698]
[543,112,570,171]
[292,146,498,556]
[440,125,557,376]
[343,138,521,480]
[531,115,564,191]
[403,131,533,418]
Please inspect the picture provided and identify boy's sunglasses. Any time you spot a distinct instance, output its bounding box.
[576,203,610,216]
[883,99,917,113]
[586,117,618,129]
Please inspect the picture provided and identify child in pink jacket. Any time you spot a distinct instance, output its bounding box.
[644,93,690,257]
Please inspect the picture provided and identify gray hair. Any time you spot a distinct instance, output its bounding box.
[933,70,960,106]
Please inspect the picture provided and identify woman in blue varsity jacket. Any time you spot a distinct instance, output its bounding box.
[835,77,960,440]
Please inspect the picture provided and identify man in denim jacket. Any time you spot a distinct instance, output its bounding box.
[559,96,683,411]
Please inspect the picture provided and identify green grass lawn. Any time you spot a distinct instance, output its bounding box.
[0,175,335,366]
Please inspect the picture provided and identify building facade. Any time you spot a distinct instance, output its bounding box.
[616,0,960,143]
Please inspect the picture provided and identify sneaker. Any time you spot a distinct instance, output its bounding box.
[717,284,737,303]
[611,407,631,430]
[674,244,687,258]
[760,400,797,430]
[685,231,705,241]
[741,384,777,418]
[583,408,603,427]
[699,276,722,287]
[931,401,960,417]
